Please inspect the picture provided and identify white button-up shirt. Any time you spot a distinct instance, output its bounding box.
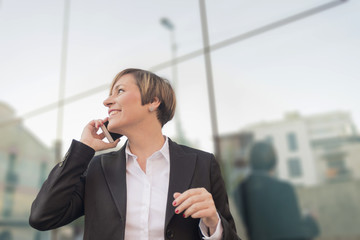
[124,137,222,240]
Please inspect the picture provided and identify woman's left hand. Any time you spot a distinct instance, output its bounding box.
[173,188,219,235]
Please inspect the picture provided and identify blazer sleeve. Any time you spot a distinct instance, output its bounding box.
[29,140,95,231]
[210,155,241,240]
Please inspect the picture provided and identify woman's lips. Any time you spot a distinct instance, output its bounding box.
[109,109,121,116]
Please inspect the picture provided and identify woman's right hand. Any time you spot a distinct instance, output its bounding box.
[80,118,120,151]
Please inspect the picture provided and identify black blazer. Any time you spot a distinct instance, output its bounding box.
[30,139,240,240]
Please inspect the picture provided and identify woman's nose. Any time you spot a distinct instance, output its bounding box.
[103,95,114,107]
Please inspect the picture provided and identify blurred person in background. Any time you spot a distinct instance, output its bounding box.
[29,68,240,240]
[233,141,319,240]
[0,230,12,240]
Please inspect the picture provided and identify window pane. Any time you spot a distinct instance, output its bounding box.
[288,158,303,178]
[287,132,298,151]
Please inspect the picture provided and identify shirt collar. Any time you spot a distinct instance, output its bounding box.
[125,136,170,163]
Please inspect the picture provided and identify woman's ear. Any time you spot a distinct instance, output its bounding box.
[149,97,161,112]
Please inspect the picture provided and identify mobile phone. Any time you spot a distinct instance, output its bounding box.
[100,121,123,143]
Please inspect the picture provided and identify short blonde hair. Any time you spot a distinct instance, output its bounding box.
[110,68,176,126]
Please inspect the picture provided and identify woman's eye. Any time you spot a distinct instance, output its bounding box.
[117,89,124,94]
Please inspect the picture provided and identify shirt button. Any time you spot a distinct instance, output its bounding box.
[166,229,174,239]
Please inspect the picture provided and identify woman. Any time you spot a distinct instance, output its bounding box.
[29,68,239,240]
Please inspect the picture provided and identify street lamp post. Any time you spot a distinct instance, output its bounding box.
[198,0,221,161]
[160,17,186,144]
[53,0,70,239]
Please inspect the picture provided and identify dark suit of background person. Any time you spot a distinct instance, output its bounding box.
[234,142,315,240]
[29,138,240,240]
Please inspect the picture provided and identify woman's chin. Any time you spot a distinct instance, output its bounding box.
[107,122,113,131]
[107,122,119,133]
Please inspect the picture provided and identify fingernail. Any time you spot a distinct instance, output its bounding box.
[175,209,179,214]
[182,214,186,218]
[172,201,176,206]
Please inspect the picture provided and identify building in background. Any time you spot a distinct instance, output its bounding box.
[312,135,360,184]
[0,102,52,240]
[220,110,360,187]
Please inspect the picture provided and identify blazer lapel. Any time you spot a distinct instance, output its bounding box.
[165,139,197,228]
[101,146,127,226]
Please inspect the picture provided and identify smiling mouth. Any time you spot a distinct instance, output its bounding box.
[109,110,121,116]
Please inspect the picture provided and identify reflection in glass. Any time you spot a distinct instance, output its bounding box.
[0,102,52,240]
[221,111,360,240]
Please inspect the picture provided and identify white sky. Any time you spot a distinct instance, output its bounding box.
[0,0,359,154]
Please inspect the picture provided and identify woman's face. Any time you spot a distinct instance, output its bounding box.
[103,74,149,134]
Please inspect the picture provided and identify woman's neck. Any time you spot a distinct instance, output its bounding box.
[126,126,165,161]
